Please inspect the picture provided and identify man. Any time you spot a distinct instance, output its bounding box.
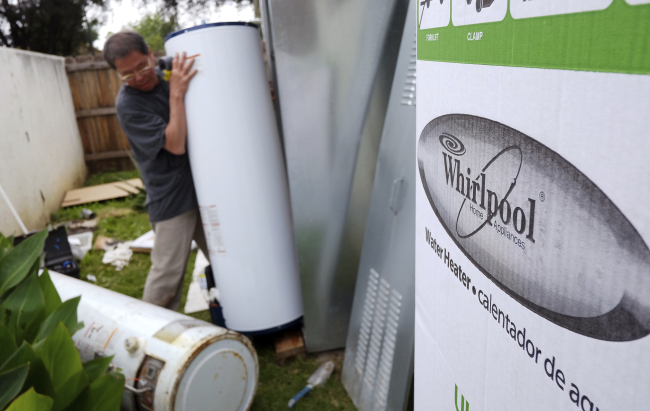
[103,31,209,311]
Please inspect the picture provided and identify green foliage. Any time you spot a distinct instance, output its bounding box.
[0,326,16,366]
[251,338,355,411]
[0,365,29,410]
[0,0,104,56]
[34,297,84,344]
[131,11,179,51]
[83,170,141,188]
[5,388,53,411]
[0,231,48,296]
[0,231,124,410]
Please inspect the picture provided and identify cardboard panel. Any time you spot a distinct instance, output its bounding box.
[417,2,650,410]
[61,179,143,207]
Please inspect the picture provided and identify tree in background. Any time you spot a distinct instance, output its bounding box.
[156,0,251,18]
[0,0,105,56]
[130,11,179,52]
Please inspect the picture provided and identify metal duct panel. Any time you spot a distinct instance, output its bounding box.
[342,0,416,408]
[262,0,410,351]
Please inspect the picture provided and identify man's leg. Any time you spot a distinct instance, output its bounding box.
[143,209,198,311]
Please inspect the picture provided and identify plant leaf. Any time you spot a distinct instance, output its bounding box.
[5,387,53,411]
[82,356,114,382]
[0,272,46,345]
[0,232,13,254]
[38,270,62,318]
[34,323,83,391]
[0,230,47,296]
[51,370,89,411]
[61,373,124,411]
[0,324,17,366]
[0,363,29,410]
[34,297,81,343]
[0,341,55,398]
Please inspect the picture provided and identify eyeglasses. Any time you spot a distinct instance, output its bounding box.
[119,58,153,82]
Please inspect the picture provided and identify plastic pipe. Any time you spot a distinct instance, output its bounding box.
[0,182,28,235]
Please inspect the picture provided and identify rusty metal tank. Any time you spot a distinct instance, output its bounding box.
[50,272,258,411]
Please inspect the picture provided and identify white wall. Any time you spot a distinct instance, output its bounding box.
[0,48,87,236]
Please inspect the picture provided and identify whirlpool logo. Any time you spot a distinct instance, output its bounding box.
[418,114,650,341]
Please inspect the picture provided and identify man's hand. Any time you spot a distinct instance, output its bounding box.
[169,52,198,100]
[165,52,198,155]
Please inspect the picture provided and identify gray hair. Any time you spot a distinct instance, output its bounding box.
[103,31,149,69]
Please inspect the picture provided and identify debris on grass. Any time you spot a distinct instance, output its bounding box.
[288,361,336,408]
[61,178,144,207]
[68,231,93,261]
[102,241,133,271]
[94,234,117,250]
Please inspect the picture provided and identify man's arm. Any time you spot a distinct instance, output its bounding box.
[164,52,198,155]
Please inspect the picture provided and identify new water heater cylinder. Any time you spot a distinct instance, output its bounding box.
[50,272,258,411]
[164,23,303,333]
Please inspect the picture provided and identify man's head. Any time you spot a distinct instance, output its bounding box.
[104,31,159,92]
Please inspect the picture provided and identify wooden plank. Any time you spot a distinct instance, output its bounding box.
[61,178,144,207]
[66,61,111,72]
[84,150,132,162]
[275,329,306,365]
[76,107,117,118]
[65,57,135,172]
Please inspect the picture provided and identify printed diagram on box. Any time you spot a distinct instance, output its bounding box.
[451,0,506,26]
[467,0,494,12]
[510,0,613,19]
[419,0,450,30]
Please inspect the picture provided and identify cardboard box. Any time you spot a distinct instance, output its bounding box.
[416,1,650,409]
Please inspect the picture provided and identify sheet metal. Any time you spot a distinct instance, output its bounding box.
[342,0,416,408]
[262,0,410,352]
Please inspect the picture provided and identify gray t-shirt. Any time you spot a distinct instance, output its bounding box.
[115,73,198,222]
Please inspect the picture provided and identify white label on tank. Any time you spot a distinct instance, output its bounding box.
[74,312,122,362]
[200,205,226,255]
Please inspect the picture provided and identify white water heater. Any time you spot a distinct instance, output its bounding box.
[164,23,303,333]
[50,272,258,411]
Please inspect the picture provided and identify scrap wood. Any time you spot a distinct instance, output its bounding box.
[67,218,99,235]
[130,230,198,253]
[62,179,144,207]
[130,230,155,253]
[94,235,116,250]
[275,329,306,365]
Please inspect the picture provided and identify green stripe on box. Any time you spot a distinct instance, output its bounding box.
[417,0,650,74]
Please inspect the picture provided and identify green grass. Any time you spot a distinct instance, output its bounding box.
[83,170,141,187]
[52,171,356,411]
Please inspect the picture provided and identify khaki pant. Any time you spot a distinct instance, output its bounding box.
[142,209,210,311]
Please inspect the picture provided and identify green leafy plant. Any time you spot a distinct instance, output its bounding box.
[130,11,179,52]
[0,230,125,411]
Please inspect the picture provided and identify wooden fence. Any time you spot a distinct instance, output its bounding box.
[65,55,131,172]
[65,52,165,173]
